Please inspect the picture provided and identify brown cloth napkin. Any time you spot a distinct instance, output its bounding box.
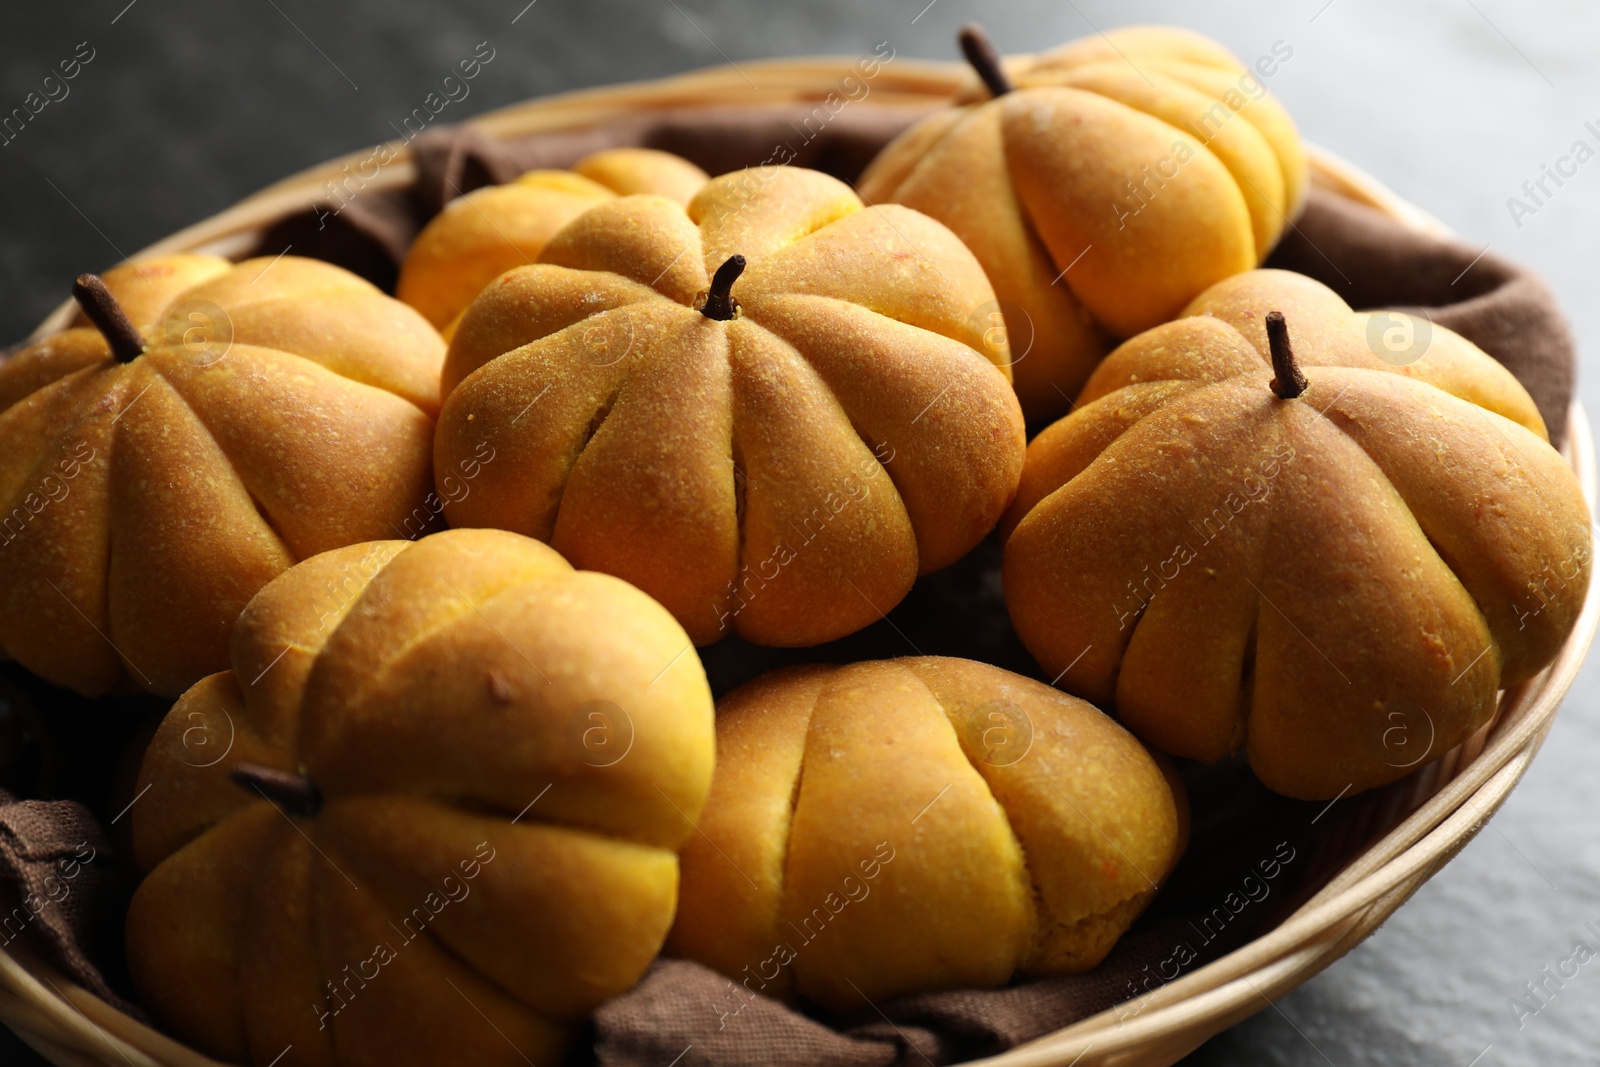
[0,788,139,1017]
[0,101,1581,1065]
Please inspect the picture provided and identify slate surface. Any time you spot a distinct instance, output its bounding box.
[1,2,1596,1065]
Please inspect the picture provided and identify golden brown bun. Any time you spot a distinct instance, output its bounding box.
[667,656,1185,1011]
[127,528,715,1067]
[860,27,1306,421]
[435,166,1025,648]
[0,254,444,697]
[1003,269,1591,799]
[397,148,710,330]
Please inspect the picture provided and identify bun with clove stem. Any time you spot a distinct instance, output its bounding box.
[127,528,715,1067]
[0,254,444,697]
[434,166,1026,648]
[1002,269,1590,798]
[861,23,1307,422]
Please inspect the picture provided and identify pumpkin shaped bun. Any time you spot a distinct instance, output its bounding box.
[860,25,1306,421]
[668,657,1186,1010]
[435,165,1026,648]
[397,147,710,332]
[0,254,444,698]
[128,528,715,1067]
[1002,269,1592,799]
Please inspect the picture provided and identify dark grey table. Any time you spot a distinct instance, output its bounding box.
[2,2,1595,1064]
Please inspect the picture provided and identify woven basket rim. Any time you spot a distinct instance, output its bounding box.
[3,55,1595,1067]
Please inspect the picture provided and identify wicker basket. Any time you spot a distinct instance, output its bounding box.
[3,56,1595,1067]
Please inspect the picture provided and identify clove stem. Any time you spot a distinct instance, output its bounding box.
[1265,311,1307,400]
[959,24,1013,99]
[700,255,746,322]
[229,762,323,818]
[71,274,145,363]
